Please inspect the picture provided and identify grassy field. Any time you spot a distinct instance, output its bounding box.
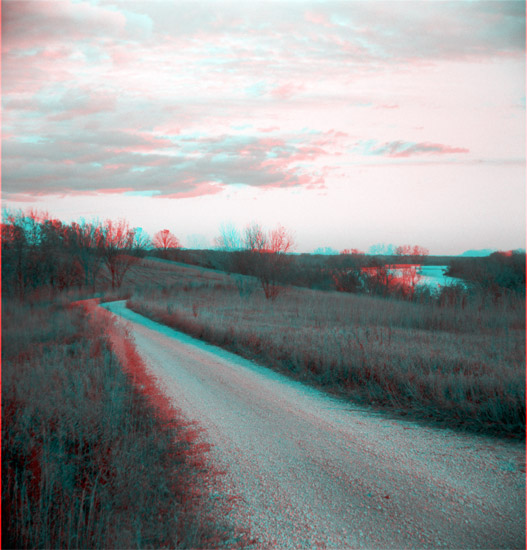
[2,252,524,547]
[1,294,244,549]
[125,259,525,437]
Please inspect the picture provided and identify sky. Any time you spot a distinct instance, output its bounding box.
[2,0,525,254]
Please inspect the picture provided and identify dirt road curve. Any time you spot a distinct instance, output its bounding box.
[103,301,525,549]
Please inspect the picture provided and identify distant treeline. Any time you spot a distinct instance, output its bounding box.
[445,252,525,295]
[155,248,526,298]
[3,209,524,300]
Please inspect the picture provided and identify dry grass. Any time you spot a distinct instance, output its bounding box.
[5,253,521,548]
[127,265,525,437]
[1,296,243,549]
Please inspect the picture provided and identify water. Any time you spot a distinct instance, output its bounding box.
[416,265,465,291]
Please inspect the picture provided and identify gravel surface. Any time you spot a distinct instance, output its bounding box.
[103,301,525,549]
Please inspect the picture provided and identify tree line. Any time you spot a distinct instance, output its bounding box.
[446,252,525,298]
[3,209,523,302]
[1,211,295,300]
[1,210,179,297]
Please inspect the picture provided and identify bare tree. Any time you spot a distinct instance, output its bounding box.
[100,219,144,289]
[153,229,180,259]
[243,223,295,300]
[268,224,295,255]
[213,222,255,296]
[244,223,267,252]
[395,244,429,258]
[368,243,397,255]
[214,222,242,251]
[69,221,105,289]
[213,222,295,299]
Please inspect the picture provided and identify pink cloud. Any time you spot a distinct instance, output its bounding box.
[108,44,137,67]
[271,83,305,99]
[256,138,285,149]
[158,181,225,199]
[252,139,330,190]
[257,169,326,191]
[258,127,280,133]
[3,187,135,200]
[1,193,43,203]
[152,123,182,135]
[361,140,470,158]
[94,188,135,195]
[2,129,335,199]
[312,130,350,149]
[305,11,332,28]
[103,164,128,171]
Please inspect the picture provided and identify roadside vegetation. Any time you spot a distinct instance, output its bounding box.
[1,211,246,549]
[1,295,245,549]
[128,267,525,438]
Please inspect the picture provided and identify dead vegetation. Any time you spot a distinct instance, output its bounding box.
[127,261,525,437]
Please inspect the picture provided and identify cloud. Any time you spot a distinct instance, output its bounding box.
[2,128,332,199]
[1,0,522,204]
[357,140,469,158]
[271,83,306,99]
[159,181,225,199]
[2,0,150,52]
[302,1,525,62]
[49,88,117,121]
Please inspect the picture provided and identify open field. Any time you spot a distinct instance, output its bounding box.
[2,246,524,547]
[1,295,240,549]
[125,258,525,437]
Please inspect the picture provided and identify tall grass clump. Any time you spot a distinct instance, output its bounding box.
[2,297,240,549]
[128,278,525,437]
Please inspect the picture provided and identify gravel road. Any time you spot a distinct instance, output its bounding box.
[103,301,525,549]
